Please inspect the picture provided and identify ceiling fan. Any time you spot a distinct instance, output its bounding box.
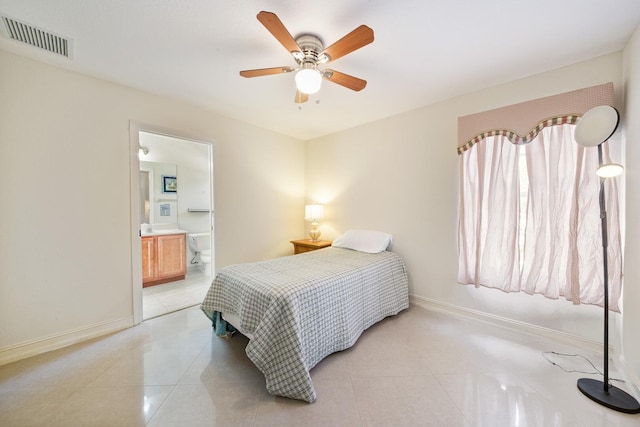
[240,11,374,104]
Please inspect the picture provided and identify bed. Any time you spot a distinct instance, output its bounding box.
[200,230,409,402]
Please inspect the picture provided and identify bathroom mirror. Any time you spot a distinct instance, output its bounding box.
[139,161,177,225]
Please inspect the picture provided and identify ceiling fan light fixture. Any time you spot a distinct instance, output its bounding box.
[295,64,322,94]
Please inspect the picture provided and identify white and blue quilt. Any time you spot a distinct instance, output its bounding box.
[200,247,409,402]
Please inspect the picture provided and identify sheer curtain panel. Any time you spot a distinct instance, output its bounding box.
[457,135,521,291]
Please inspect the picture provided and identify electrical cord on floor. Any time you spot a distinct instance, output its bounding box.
[542,351,625,385]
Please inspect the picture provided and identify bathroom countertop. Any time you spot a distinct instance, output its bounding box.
[141,229,187,237]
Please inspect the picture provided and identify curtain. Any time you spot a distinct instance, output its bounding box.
[458,134,521,292]
[458,123,623,311]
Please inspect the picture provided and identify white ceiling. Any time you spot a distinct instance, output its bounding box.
[1,0,639,140]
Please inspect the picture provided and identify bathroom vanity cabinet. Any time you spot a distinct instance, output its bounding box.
[142,233,186,287]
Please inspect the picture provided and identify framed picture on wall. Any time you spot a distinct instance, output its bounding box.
[162,176,177,193]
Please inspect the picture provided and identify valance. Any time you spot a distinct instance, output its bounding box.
[457,82,615,154]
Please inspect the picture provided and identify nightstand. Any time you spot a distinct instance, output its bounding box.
[290,239,332,254]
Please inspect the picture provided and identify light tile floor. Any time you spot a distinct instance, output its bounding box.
[1,305,639,426]
[143,269,211,320]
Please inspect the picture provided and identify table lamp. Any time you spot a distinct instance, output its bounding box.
[304,204,324,242]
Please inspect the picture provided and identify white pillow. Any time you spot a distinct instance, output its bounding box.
[331,229,392,253]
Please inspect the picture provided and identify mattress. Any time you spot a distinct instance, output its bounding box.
[200,246,409,402]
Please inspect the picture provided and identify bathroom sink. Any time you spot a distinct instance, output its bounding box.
[141,229,187,236]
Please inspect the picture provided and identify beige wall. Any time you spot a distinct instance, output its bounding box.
[306,52,625,346]
[622,24,640,394]
[0,50,304,360]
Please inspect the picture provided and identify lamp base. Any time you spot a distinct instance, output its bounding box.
[308,221,321,242]
[308,230,321,242]
[577,378,640,414]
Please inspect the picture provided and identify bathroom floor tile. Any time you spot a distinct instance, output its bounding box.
[142,271,210,320]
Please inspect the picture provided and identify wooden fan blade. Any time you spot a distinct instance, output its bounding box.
[257,11,301,56]
[240,66,294,78]
[295,90,309,104]
[320,25,374,63]
[323,69,367,91]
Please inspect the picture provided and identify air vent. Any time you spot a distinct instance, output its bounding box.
[0,15,72,58]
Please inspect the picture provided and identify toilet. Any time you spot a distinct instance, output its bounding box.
[187,233,212,278]
[200,249,212,277]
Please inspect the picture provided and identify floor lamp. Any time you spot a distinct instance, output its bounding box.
[573,105,640,414]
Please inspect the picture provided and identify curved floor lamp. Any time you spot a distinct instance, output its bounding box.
[574,105,640,414]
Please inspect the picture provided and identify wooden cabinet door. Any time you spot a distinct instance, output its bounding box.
[141,236,156,284]
[156,233,186,280]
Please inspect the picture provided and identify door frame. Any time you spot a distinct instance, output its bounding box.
[129,121,216,325]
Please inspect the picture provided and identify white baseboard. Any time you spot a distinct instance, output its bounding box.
[409,294,605,354]
[613,352,640,400]
[0,316,134,366]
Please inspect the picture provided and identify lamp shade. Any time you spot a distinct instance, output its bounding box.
[596,163,624,178]
[574,105,620,147]
[295,66,322,94]
[304,204,324,221]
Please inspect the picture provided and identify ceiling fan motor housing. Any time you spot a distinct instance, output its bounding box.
[294,34,328,64]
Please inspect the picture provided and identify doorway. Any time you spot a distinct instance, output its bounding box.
[130,123,215,323]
